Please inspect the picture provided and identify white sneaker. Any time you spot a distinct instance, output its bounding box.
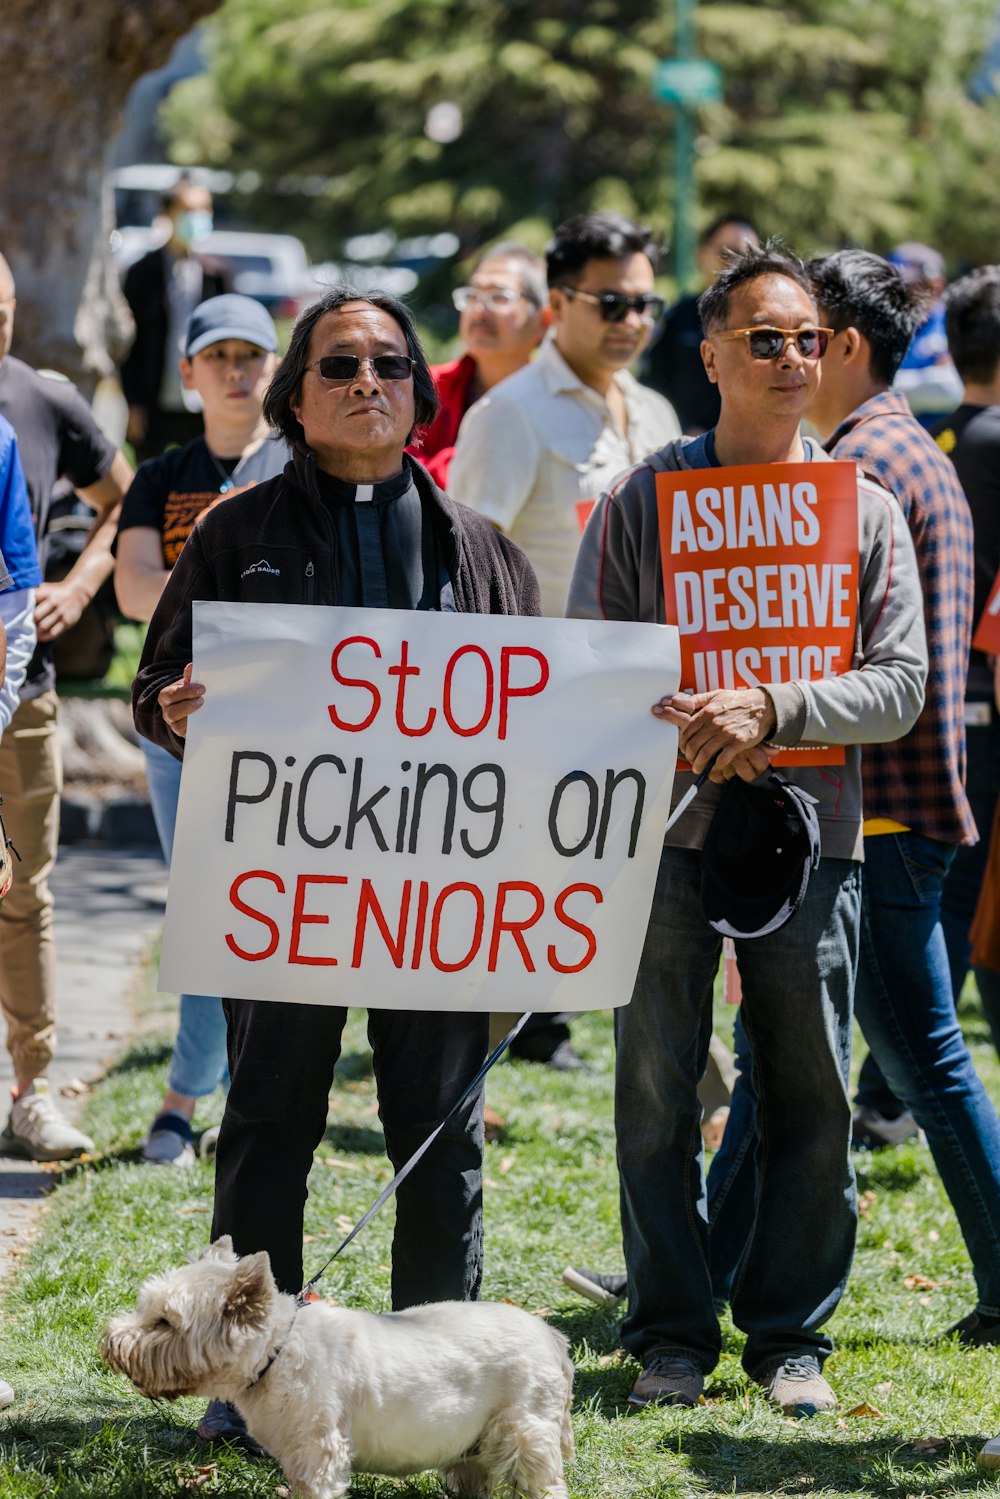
[199,1123,221,1159]
[0,1378,12,1409]
[2,1079,94,1161]
[141,1111,196,1167]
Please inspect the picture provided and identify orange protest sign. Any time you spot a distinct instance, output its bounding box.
[656,461,859,767]
[972,569,1000,656]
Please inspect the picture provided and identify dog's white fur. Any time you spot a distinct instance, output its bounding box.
[102,1237,574,1499]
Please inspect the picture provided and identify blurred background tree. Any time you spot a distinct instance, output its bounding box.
[162,0,1000,272]
[0,0,223,387]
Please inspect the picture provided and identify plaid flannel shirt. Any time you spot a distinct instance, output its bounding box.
[828,390,976,845]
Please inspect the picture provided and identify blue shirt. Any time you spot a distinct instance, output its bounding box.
[0,416,41,592]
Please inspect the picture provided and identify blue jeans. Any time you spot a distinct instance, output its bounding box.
[858,715,1000,1110]
[142,739,229,1099]
[712,832,1000,1316]
[616,846,859,1376]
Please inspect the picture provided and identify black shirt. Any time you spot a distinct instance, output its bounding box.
[117,434,290,568]
[314,459,445,610]
[0,355,117,694]
[640,293,720,435]
[933,403,1000,698]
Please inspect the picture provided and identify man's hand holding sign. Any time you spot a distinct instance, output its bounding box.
[654,686,775,782]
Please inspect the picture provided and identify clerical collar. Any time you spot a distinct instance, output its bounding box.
[316,463,413,505]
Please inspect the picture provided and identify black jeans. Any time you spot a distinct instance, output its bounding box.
[211,999,489,1306]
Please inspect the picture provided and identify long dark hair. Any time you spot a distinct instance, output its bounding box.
[263,286,439,447]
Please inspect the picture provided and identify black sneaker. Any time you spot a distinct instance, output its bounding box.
[547,1041,591,1072]
[562,1267,627,1306]
[196,1398,263,1454]
[629,1352,704,1407]
[941,1309,1000,1346]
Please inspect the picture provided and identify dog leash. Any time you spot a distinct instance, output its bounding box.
[662,753,719,835]
[298,1010,533,1303]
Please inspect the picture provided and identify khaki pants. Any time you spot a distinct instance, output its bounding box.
[0,692,61,1078]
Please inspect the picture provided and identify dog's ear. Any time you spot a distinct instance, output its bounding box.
[223,1251,275,1330]
[200,1235,236,1264]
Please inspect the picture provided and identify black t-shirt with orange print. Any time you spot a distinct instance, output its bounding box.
[116,434,290,567]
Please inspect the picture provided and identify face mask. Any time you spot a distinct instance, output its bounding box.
[175,210,213,246]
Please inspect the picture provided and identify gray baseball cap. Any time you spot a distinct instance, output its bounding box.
[185,294,279,357]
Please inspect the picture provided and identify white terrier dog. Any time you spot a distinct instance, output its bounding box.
[102,1237,574,1499]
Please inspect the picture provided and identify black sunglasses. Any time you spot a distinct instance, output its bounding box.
[307,354,415,383]
[556,286,666,324]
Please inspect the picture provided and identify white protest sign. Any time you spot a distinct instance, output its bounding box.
[159,603,680,1011]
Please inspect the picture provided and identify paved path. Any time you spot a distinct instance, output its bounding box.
[0,846,166,1275]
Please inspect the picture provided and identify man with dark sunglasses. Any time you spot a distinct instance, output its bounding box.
[449,211,679,619]
[132,285,540,1448]
[568,241,926,1417]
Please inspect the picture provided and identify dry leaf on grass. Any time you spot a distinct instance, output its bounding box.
[335,1216,354,1233]
[178,1205,210,1216]
[319,1157,361,1172]
[484,1106,506,1142]
[903,1274,940,1291]
[596,1350,624,1367]
[858,1189,877,1216]
[175,1463,216,1489]
[909,1437,948,1454]
[843,1402,883,1419]
[498,1155,516,1176]
[58,1078,91,1099]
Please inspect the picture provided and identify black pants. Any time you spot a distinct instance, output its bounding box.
[211,1000,489,1306]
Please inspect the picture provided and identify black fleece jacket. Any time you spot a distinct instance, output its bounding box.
[132,447,541,758]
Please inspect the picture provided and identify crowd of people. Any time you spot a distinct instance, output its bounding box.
[0,200,997,1467]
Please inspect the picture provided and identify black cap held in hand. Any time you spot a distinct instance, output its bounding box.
[700,769,821,940]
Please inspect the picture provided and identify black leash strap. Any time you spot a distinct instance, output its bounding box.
[298,1010,533,1301]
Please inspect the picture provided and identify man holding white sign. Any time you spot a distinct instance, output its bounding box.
[569,241,927,1416]
[132,288,544,1446]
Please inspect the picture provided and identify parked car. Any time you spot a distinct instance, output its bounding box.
[193,230,312,319]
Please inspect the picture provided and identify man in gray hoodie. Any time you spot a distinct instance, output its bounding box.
[567,241,927,1417]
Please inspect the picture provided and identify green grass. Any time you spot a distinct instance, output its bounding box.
[1,971,1000,1496]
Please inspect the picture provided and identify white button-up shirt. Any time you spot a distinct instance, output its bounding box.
[448,334,680,615]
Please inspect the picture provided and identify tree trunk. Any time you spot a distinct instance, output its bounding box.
[0,0,222,395]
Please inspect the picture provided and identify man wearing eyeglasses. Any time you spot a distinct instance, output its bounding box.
[449,212,680,619]
[133,285,540,1447]
[411,243,549,488]
[568,242,926,1417]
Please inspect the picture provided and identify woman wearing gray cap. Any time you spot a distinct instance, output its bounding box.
[114,295,288,1171]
